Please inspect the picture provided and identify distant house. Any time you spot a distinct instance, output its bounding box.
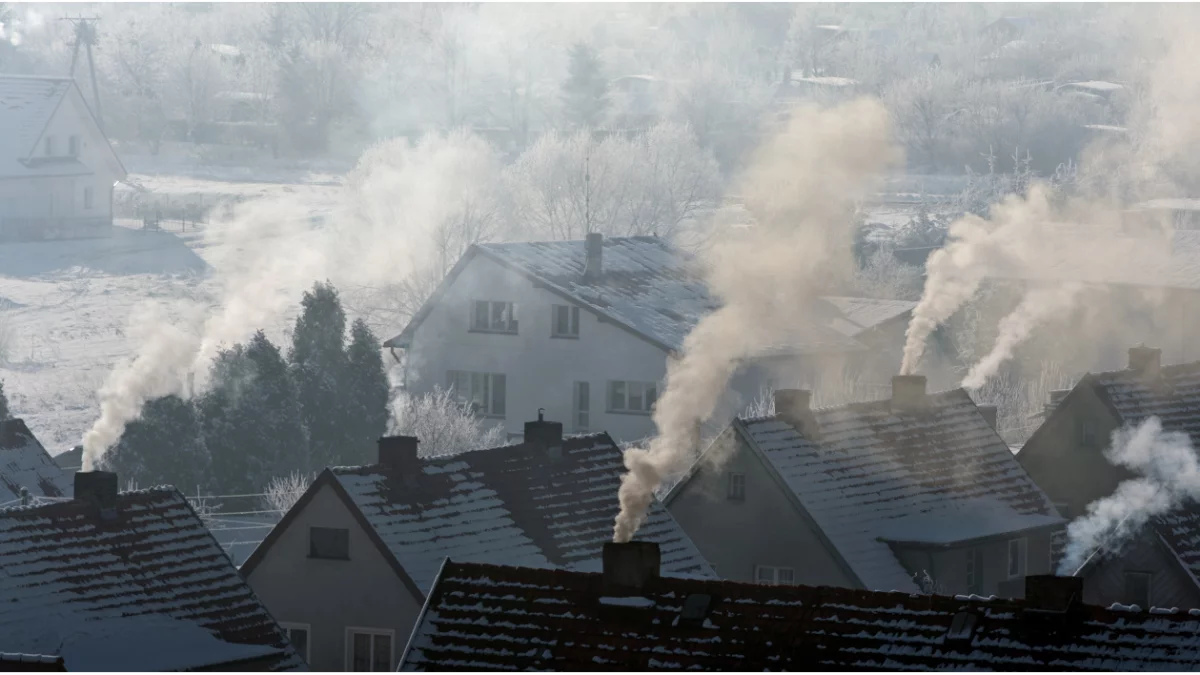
[0,75,126,242]
[665,376,1064,595]
[0,418,71,505]
[0,470,305,671]
[399,541,1200,670]
[241,419,713,672]
[384,234,917,441]
[1020,346,1200,609]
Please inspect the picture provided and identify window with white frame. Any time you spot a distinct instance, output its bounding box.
[470,300,518,333]
[1007,537,1027,579]
[754,565,795,586]
[83,186,93,210]
[280,623,310,663]
[447,371,506,417]
[68,135,80,157]
[966,547,984,595]
[727,472,745,501]
[552,304,580,337]
[573,381,590,431]
[608,380,657,414]
[346,628,393,671]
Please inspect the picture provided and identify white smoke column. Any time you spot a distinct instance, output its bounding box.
[1058,417,1200,575]
[961,282,1086,390]
[614,99,902,542]
[81,131,504,470]
[81,303,205,470]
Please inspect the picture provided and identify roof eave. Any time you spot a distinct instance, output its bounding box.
[879,518,1067,550]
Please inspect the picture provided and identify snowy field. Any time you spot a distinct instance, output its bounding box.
[0,169,345,458]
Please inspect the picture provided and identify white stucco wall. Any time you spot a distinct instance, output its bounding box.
[243,482,423,672]
[404,254,673,442]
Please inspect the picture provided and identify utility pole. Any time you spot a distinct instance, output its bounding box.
[61,16,104,134]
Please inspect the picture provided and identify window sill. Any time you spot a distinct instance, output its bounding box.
[468,329,519,335]
[606,409,653,417]
[550,334,580,340]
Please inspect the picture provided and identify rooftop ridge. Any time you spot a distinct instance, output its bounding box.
[739,386,972,423]
[330,431,614,475]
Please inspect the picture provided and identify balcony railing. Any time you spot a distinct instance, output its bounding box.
[0,217,113,242]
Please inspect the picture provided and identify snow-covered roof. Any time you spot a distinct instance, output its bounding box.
[0,486,305,671]
[0,419,71,505]
[722,388,1062,592]
[401,559,1200,670]
[1090,359,1200,443]
[0,76,77,179]
[820,296,915,337]
[386,236,874,356]
[322,434,714,595]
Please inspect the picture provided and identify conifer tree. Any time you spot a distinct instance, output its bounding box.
[289,281,348,472]
[342,318,390,465]
[561,42,609,129]
[103,395,209,493]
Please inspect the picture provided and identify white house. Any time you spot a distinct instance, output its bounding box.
[0,75,126,241]
[384,234,915,441]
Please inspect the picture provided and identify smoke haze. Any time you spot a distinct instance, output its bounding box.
[613,99,901,542]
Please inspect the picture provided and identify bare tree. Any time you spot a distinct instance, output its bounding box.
[389,386,505,459]
[261,471,313,515]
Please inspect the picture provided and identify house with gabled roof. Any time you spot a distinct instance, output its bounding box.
[399,540,1200,671]
[0,75,126,241]
[0,418,71,506]
[384,233,919,442]
[1020,346,1200,609]
[664,375,1064,596]
[240,416,713,672]
[0,469,305,671]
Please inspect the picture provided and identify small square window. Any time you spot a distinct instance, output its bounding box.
[552,304,580,337]
[348,629,394,671]
[727,472,745,501]
[754,565,795,586]
[281,624,310,663]
[309,526,349,560]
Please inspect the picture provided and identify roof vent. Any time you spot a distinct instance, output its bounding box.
[1128,345,1161,378]
[678,593,713,627]
[74,470,118,508]
[602,541,660,596]
[583,232,603,282]
[891,374,927,412]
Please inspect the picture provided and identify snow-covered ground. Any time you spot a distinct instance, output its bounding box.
[0,170,345,457]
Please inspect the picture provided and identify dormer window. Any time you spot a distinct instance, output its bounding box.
[44,136,55,156]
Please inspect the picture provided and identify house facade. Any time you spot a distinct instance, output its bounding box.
[0,75,126,242]
[385,234,915,442]
[242,420,713,671]
[399,542,1200,671]
[1019,346,1200,608]
[665,376,1064,596]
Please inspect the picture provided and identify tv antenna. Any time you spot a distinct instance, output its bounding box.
[61,16,104,133]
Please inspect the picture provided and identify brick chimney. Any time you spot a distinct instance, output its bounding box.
[891,375,927,412]
[74,470,118,508]
[1128,346,1161,378]
[524,409,563,457]
[1024,574,1083,612]
[1045,389,1071,417]
[378,435,419,469]
[978,404,998,431]
[775,389,819,439]
[583,233,603,282]
[603,541,660,596]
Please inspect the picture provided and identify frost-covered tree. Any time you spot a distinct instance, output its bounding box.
[261,470,313,515]
[561,42,609,129]
[103,395,209,494]
[200,331,309,493]
[389,386,505,459]
[341,318,390,466]
[289,282,347,473]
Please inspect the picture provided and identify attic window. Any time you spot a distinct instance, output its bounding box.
[947,612,978,641]
[309,526,349,560]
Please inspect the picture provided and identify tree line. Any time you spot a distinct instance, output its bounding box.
[102,281,390,495]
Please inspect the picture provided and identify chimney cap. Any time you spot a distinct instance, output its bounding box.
[74,470,119,508]
[603,541,661,596]
[891,374,928,411]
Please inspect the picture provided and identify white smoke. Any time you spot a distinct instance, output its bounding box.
[81,131,502,471]
[613,99,902,542]
[1058,417,1200,575]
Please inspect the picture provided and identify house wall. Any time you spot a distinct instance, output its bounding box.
[666,427,858,587]
[243,483,423,672]
[1018,384,1127,520]
[0,86,120,230]
[892,532,1056,596]
[1082,529,1200,609]
[404,254,674,441]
